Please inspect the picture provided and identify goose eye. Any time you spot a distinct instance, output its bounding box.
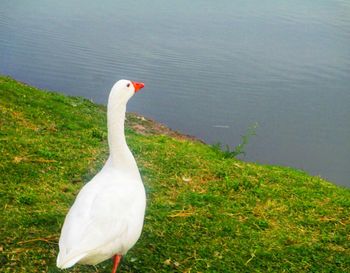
[126,83,131,88]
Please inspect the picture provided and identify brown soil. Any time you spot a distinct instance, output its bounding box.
[125,112,203,143]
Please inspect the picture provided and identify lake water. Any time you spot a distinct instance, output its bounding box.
[1,1,349,187]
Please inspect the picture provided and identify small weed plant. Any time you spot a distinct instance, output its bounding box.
[212,122,258,158]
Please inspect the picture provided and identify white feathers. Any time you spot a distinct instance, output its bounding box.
[57,80,146,269]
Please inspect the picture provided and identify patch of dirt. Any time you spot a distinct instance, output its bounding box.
[126,112,204,143]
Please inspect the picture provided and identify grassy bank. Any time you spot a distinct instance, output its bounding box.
[1,76,349,272]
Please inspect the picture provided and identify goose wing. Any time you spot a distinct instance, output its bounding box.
[57,173,145,268]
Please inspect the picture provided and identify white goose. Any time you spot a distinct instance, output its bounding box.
[57,80,146,273]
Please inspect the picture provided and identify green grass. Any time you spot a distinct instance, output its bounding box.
[1,76,349,272]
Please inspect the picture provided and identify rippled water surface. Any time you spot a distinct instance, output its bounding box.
[1,1,349,186]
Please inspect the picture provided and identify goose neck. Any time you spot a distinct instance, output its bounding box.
[107,103,137,172]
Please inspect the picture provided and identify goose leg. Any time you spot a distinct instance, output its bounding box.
[112,255,122,273]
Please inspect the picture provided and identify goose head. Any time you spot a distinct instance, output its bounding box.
[109,79,145,104]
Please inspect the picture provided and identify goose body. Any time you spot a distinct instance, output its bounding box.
[57,80,146,271]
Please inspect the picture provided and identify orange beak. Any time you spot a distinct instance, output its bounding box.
[132,81,145,93]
